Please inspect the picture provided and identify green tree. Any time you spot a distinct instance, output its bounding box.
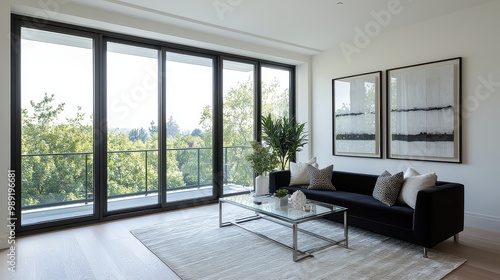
[21,93,186,207]
[191,128,202,137]
[21,76,289,207]
[171,134,211,186]
[128,128,149,143]
[199,78,288,186]
[21,93,93,207]
[166,115,180,137]
[262,78,289,119]
[149,120,157,136]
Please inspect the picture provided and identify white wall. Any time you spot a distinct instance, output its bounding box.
[311,1,500,233]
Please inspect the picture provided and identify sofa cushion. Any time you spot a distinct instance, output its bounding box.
[289,157,318,186]
[283,186,413,229]
[372,171,404,206]
[332,171,378,196]
[307,165,336,190]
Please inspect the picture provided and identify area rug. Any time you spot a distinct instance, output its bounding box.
[131,213,466,280]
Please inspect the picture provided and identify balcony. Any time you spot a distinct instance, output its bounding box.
[21,146,252,225]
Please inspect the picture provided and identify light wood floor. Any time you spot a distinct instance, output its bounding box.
[1,204,499,279]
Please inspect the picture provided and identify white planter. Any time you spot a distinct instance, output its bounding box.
[255,175,269,196]
[275,196,288,207]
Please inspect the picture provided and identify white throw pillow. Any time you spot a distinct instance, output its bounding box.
[289,157,318,186]
[397,167,421,204]
[398,167,437,209]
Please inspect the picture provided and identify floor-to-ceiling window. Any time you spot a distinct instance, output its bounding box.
[18,27,96,225]
[222,60,256,195]
[106,41,160,212]
[11,16,295,233]
[261,65,292,119]
[165,52,215,202]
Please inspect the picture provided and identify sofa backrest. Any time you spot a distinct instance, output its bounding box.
[270,169,457,196]
[332,171,378,196]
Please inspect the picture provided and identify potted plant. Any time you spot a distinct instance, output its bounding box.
[261,114,308,170]
[275,188,289,207]
[245,141,279,195]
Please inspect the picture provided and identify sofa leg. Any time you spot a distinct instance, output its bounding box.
[454,233,459,243]
[423,247,428,258]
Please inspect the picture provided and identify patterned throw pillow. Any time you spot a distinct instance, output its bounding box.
[372,171,404,206]
[307,165,336,190]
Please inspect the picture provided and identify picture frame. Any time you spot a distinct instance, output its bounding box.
[332,71,382,158]
[386,57,462,163]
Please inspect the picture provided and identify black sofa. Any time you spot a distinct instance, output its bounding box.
[269,170,464,257]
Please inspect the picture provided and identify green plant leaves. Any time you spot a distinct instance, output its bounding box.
[261,114,308,170]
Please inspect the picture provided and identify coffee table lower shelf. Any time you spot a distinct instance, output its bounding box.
[219,200,348,262]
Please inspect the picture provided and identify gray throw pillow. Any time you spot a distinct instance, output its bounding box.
[307,165,336,190]
[372,171,404,206]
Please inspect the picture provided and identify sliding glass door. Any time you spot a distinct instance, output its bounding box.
[12,16,295,232]
[106,42,160,212]
[20,28,95,225]
[222,60,256,195]
[165,52,215,202]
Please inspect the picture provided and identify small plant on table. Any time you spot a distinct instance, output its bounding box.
[275,189,289,207]
[275,189,288,198]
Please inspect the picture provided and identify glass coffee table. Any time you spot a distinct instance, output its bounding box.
[219,193,348,262]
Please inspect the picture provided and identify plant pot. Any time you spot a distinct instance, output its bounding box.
[275,196,288,207]
[255,175,269,196]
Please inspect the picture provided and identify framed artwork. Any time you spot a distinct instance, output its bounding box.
[386,57,462,163]
[332,71,382,158]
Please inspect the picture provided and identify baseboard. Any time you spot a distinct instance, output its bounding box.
[460,226,500,254]
[461,212,500,254]
[464,211,500,233]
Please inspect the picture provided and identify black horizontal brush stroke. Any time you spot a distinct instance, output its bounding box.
[392,133,454,142]
[336,133,375,141]
[336,111,375,117]
[391,105,453,113]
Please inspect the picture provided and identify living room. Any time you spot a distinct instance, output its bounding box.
[1,0,499,279]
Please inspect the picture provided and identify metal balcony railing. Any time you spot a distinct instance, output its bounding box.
[21,145,251,210]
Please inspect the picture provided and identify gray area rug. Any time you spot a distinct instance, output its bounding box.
[131,212,466,280]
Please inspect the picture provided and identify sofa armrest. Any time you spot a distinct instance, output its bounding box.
[413,183,464,248]
[269,170,291,193]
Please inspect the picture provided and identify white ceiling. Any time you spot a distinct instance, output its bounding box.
[69,0,493,55]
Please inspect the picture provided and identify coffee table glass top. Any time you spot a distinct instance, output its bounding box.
[220,193,346,223]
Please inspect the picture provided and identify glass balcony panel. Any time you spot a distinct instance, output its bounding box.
[165,53,215,202]
[106,42,159,211]
[222,60,255,195]
[20,28,95,225]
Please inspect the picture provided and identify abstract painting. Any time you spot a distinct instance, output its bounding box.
[333,71,382,158]
[386,58,462,163]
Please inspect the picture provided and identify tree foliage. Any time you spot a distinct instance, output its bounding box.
[22,93,93,207]
[128,128,149,143]
[166,115,180,137]
[21,77,288,208]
